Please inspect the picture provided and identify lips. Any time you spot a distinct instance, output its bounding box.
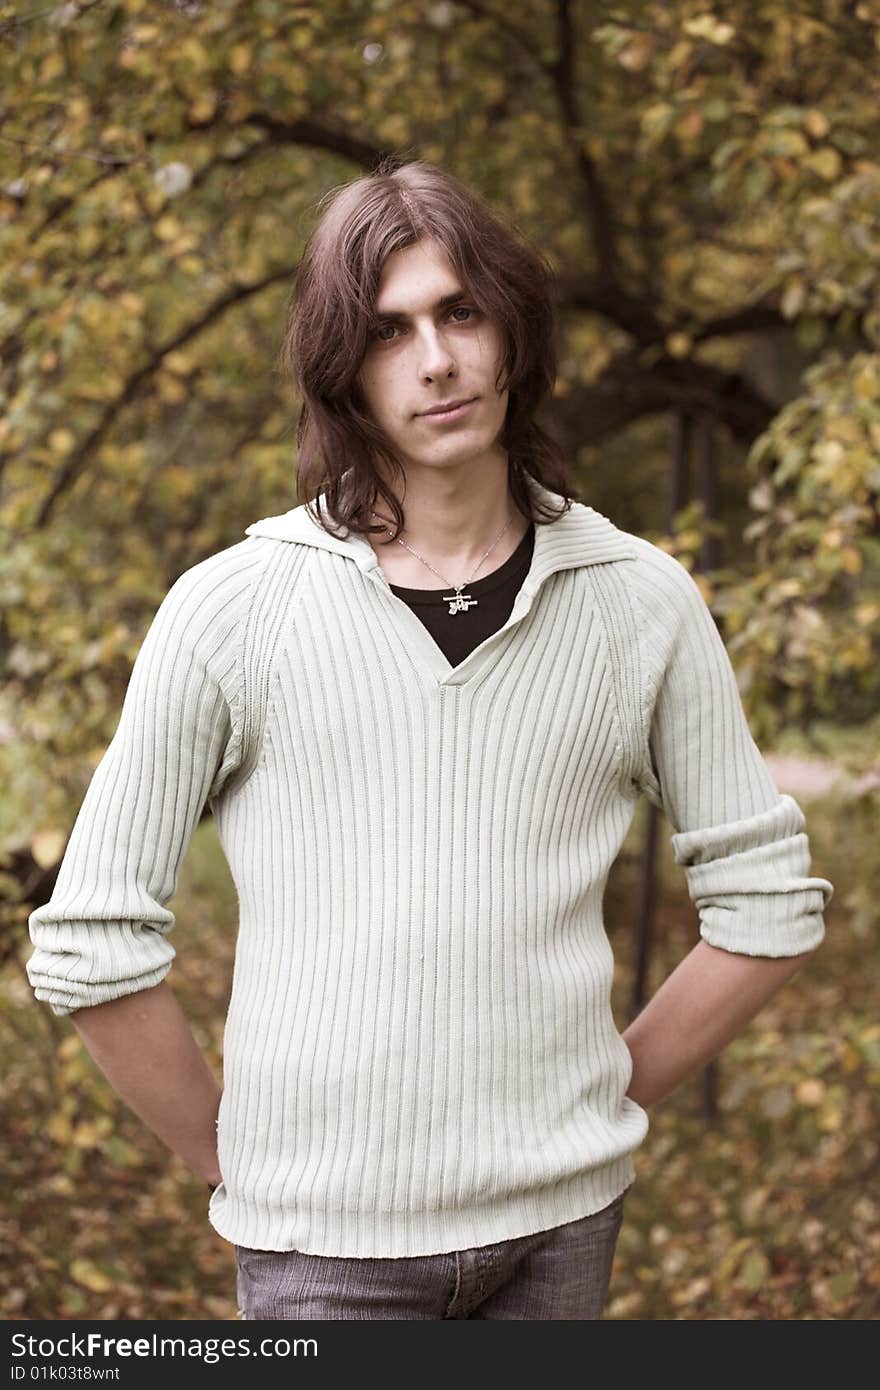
[419,397,476,416]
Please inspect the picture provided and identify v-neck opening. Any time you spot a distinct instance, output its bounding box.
[385,520,535,605]
[364,531,543,687]
[263,490,636,689]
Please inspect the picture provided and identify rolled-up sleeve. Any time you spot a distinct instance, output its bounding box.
[26,548,254,1016]
[632,542,833,958]
[669,794,831,956]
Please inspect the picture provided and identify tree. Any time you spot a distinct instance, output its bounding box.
[2,0,878,903]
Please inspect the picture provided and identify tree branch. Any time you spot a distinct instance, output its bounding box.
[242,114,386,171]
[33,265,297,527]
[547,350,778,454]
[545,0,664,341]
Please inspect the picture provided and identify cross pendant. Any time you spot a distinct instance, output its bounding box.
[444,588,477,615]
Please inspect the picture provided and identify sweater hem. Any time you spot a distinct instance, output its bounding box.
[207,1152,638,1258]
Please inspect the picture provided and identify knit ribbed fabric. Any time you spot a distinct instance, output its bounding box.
[26,478,833,1257]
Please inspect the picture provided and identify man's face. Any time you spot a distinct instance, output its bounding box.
[355,237,510,477]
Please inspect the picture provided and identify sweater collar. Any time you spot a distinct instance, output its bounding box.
[243,475,634,585]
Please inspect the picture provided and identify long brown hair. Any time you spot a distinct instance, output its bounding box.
[275,155,583,541]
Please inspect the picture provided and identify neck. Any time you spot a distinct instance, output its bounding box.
[367,459,531,586]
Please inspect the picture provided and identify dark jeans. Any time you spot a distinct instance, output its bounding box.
[234,1186,629,1320]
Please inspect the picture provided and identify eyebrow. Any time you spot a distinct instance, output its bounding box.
[372,289,468,323]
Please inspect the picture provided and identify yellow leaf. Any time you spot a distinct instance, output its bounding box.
[225,91,258,121]
[619,35,654,71]
[641,103,674,138]
[229,43,252,74]
[818,1105,843,1131]
[156,373,187,404]
[781,279,806,318]
[675,529,703,551]
[40,51,65,82]
[119,293,146,317]
[281,66,309,96]
[46,1113,72,1145]
[48,429,75,457]
[741,1187,770,1224]
[72,1122,101,1150]
[188,95,217,124]
[70,1260,113,1294]
[717,1236,753,1281]
[853,363,880,399]
[666,332,693,358]
[825,412,861,442]
[805,147,843,180]
[75,226,102,257]
[803,110,830,139]
[376,114,411,144]
[683,15,735,44]
[738,1249,770,1290]
[839,546,862,574]
[154,215,180,242]
[79,376,125,401]
[677,109,704,141]
[796,1078,825,1105]
[814,440,845,469]
[178,37,208,67]
[164,351,195,375]
[96,125,123,147]
[31,828,67,868]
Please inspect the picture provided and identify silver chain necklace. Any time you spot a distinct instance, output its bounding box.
[371,509,516,616]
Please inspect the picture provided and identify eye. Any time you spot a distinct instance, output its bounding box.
[369,305,479,343]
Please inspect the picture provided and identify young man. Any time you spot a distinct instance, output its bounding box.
[27,158,833,1321]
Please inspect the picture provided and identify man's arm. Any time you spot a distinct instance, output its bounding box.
[70,982,223,1187]
[622,940,811,1108]
[621,543,833,1110]
[25,546,261,1190]
[26,551,253,1018]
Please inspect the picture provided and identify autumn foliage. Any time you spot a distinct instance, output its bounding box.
[1,0,878,1319]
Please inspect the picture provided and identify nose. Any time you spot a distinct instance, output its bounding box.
[417,323,457,380]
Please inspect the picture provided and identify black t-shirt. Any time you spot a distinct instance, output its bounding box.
[387,521,536,669]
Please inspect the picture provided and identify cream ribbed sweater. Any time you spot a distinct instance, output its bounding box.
[26,480,833,1257]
